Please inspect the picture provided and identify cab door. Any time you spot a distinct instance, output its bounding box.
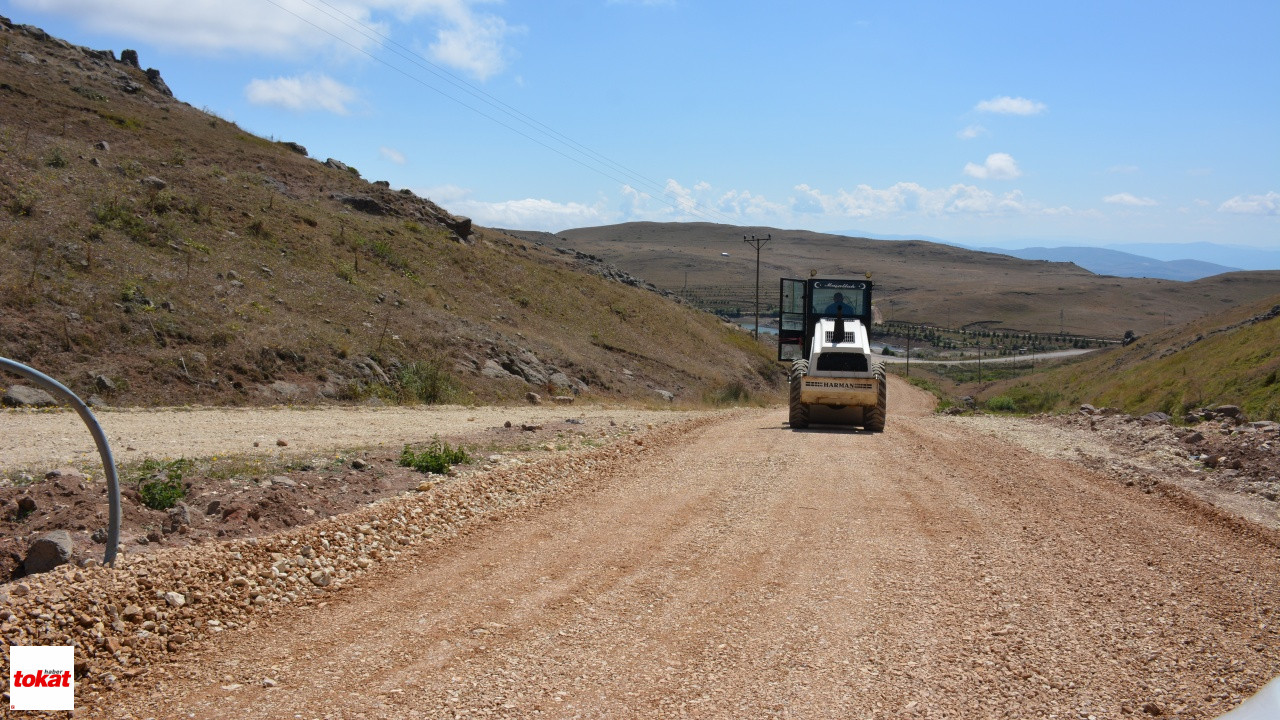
[777,278,807,361]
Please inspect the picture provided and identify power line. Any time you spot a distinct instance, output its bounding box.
[261,0,745,226]
[302,0,669,197]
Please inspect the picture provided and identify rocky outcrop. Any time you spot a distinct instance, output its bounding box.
[487,349,587,394]
[330,193,387,215]
[324,158,358,176]
[552,247,683,303]
[444,214,472,240]
[145,67,172,96]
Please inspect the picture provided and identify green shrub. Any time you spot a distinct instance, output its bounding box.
[138,477,186,510]
[132,458,192,510]
[706,380,751,405]
[985,395,1017,413]
[94,197,151,243]
[247,218,272,241]
[45,147,69,168]
[984,386,1064,414]
[398,361,457,404]
[5,187,35,216]
[72,86,106,102]
[400,437,470,474]
[97,111,143,130]
[370,239,405,269]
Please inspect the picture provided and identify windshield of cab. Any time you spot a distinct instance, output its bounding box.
[811,285,866,317]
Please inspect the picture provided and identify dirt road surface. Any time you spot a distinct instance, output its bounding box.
[0,405,702,471]
[41,379,1280,717]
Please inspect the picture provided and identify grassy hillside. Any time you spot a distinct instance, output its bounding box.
[0,19,783,407]
[555,222,1280,339]
[976,295,1280,421]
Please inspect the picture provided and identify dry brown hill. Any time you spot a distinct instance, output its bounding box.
[0,19,782,407]
[554,222,1280,338]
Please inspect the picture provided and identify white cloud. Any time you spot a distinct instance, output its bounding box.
[13,0,517,78]
[1103,192,1158,207]
[15,0,386,56]
[957,124,987,140]
[423,1,516,81]
[245,74,358,114]
[416,183,470,204]
[439,194,607,231]
[963,153,1022,180]
[664,179,700,215]
[791,182,1027,218]
[426,177,1057,234]
[1107,165,1139,174]
[716,189,787,217]
[975,95,1047,115]
[1219,192,1279,215]
[380,146,407,164]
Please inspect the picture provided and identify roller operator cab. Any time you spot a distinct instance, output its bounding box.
[777,277,887,431]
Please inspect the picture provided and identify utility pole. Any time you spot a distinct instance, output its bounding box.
[905,333,912,378]
[977,341,983,384]
[743,234,770,340]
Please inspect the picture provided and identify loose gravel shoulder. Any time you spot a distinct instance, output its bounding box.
[945,408,1280,532]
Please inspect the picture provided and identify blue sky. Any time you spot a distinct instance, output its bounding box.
[8,0,1278,253]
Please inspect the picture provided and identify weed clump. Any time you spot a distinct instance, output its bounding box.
[131,458,192,510]
[705,380,751,406]
[399,436,470,475]
[398,361,458,404]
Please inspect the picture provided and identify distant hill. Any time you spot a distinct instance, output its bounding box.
[1104,242,1280,272]
[986,246,1239,281]
[0,18,782,407]
[554,222,1280,339]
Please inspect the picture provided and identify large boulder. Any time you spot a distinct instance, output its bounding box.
[3,385,58,408]
[24,530,73,575]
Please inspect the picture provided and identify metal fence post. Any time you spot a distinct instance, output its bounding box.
[1,358,121,566]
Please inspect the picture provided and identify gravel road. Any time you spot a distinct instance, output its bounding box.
[11,378,1280,718]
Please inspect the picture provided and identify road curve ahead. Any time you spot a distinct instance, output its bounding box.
[99,378,1280,719]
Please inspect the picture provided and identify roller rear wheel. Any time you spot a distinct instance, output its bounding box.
[788,359,810,429]
[865,362,887,432]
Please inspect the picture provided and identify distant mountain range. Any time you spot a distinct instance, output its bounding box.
[977,247,1239,282]
[1101,242,1280,272]
[842,230,1278,280]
